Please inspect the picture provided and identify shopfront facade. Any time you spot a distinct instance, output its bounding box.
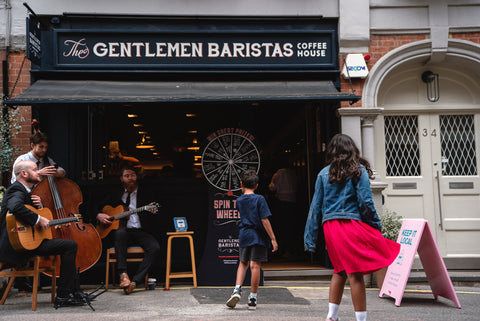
[2,1,480,279]
[2,3,360,282]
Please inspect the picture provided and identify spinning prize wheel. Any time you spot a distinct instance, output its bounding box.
[201,132,260,193]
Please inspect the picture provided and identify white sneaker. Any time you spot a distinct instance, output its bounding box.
[226,290,241,308]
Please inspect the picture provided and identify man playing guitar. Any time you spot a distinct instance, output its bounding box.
[0,160,82,307]
[96,166,160,295]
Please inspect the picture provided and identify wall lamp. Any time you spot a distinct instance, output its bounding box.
[421,71,439,102]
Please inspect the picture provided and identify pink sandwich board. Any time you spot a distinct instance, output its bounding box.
[379,219,461,308]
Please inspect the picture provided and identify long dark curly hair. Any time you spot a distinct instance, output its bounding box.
[326,134,374,184]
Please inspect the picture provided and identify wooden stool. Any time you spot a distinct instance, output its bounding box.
[164,231,197,289]
[105,247,148,290]
[0,255,57,311]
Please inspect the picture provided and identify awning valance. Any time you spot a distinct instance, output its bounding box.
[4,80,360,106]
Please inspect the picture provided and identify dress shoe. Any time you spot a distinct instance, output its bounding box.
[54,293,85,308]
[14,279,33,292]
[120,272,131,288]
[124,281,136,295]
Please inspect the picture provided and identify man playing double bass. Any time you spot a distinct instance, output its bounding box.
[11,132,66,184]
[0,160,82,307]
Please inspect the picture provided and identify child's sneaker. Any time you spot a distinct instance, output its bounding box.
[247,296,257,310]
[226,289,241,308]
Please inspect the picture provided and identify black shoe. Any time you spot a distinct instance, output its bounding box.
[54,293,85,309]
[14,279,33,293]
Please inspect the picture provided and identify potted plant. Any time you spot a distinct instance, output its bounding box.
[375,208,403,289]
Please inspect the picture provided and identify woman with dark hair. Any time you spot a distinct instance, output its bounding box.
[304,134,400,321]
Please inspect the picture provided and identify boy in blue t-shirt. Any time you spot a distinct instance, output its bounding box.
[226,170,278,310]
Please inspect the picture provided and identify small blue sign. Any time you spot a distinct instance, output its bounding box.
[173,217,188,232]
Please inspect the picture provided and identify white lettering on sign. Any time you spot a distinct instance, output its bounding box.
[64,39,323,61]
[63,38,90,59]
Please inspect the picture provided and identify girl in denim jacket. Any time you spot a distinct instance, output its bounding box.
[304,134,400,321]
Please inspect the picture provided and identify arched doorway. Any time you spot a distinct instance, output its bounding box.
[365,40,480,268]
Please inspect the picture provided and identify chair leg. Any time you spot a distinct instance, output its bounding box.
[51,256,57,303]
[0,275,16,305]
[105,255,110,290]
[188,236,197,288]
[32,257,40,311]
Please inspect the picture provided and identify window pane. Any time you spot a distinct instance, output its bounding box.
[384,115,420,176]
[440,114,477,176]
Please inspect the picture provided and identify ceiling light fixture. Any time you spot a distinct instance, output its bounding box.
[136,135,154,149]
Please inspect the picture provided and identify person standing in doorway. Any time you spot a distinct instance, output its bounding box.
[269,158,297,258]
[11,132,66,184]
[304,134,400,321]
[226,170,278,310]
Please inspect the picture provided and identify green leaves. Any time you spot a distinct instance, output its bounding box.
[380,208,403,241]
[0,106,23,174]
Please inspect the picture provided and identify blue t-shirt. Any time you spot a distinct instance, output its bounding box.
[236,193,272,248]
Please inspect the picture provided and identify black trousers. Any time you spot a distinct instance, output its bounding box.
[114,228,160,284]
[34,238,78,297]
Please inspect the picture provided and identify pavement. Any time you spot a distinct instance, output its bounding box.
[0,276,479,321]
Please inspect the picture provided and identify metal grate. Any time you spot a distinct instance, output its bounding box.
[440,115,477,176]
[384,115,421,176]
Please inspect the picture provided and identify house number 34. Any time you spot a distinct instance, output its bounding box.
[422,129,437,137]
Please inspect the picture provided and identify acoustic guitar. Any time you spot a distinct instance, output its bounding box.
[96,202,159,239]
[7,205,79,251]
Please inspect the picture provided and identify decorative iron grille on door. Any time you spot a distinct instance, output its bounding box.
[384,115,421,177]
[440,114,477,176]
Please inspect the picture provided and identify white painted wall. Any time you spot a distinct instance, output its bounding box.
[1,0,339,49]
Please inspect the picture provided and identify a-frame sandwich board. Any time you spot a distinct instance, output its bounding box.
[379,219,461,308]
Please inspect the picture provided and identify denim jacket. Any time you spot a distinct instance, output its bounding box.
[304,165,382,252]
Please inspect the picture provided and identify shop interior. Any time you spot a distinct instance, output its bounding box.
[38,100,338,283]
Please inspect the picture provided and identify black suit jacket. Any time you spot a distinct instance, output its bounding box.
[98,185,158,235]
[0,181,39,264]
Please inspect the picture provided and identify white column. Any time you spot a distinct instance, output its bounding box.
[361,115,376,168]
[338,107,386,216]
[337,108,362,154]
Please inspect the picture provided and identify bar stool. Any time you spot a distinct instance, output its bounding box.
[164,231,197,289]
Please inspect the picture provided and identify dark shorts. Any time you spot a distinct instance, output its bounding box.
[239,245,268,263]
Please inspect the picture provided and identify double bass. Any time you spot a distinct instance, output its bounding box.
[32,164,102,277]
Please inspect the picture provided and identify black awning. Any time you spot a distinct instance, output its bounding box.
[4,80,360,105]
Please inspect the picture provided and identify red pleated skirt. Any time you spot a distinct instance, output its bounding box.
[324,219,401,275]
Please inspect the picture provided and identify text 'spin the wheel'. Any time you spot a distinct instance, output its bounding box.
[202,133,260,193]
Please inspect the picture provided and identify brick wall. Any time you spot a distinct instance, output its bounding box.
[2,50,32,157]
[340,34,427,108]
[451,32,480,44]
[339,33,480,108]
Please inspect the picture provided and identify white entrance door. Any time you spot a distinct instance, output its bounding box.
[377,113,480,262]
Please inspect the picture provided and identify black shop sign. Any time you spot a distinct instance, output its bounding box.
[55,32,335,70]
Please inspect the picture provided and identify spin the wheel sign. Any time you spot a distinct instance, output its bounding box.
[201,129,260,193]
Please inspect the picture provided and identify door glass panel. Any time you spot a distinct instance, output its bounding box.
[440,114,477,176]
[384,115,420,176]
